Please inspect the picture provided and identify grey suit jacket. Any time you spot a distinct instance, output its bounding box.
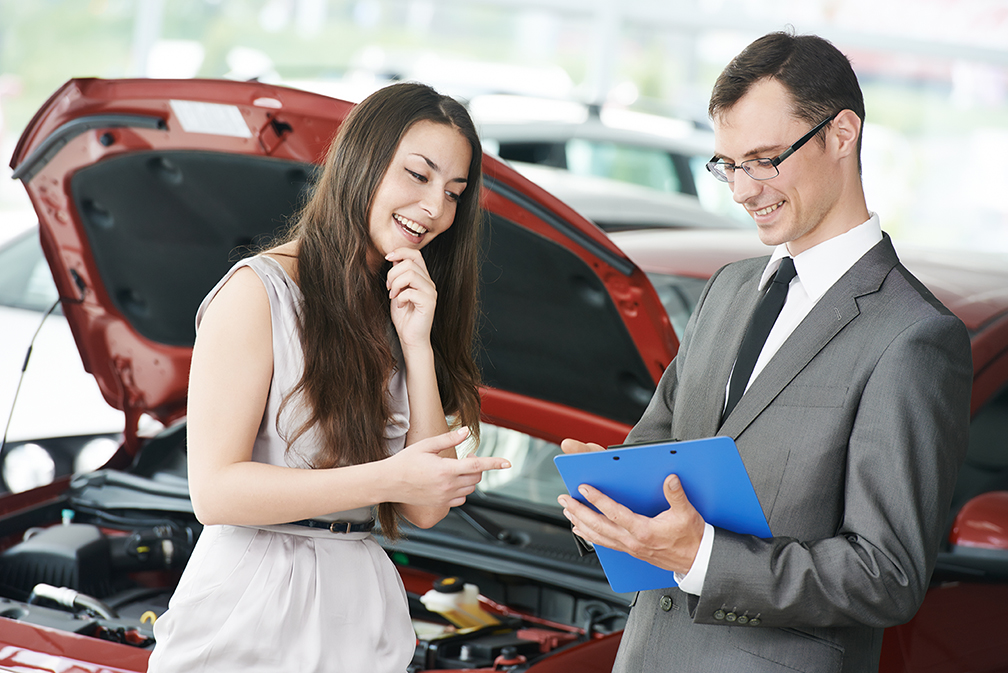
[612,236,972,673]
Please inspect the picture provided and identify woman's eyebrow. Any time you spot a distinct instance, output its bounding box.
[410,153,468,184]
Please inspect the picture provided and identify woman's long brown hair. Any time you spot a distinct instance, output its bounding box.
[276,82,483,539]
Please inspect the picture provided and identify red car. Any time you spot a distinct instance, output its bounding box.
[0,78,1004,672]
[0,77,672,673]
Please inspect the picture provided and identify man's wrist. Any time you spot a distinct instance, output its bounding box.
[674,522,715,595]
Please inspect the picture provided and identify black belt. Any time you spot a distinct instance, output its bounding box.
[288,518,376,534]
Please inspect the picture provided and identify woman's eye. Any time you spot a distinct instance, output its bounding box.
[445,190,460,202]
[407,169,427,182]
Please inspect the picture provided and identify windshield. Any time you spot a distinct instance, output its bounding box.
[645,272,707,338]
[565,138,683,194]
[472,423,565,511]
[0,229,62,314]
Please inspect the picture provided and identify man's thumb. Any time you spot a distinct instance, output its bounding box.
[664,474,686,507]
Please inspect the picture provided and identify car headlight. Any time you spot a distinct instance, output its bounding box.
[73,436,121,475]
[2,443,56,493]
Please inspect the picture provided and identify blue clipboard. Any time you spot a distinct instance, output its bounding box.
[554,436,771,593]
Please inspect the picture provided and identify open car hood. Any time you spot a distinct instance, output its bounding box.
[10,78,677,453]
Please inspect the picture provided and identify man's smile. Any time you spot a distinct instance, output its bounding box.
[751,200,784,217]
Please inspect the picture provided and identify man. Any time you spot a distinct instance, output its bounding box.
[558,31,972,672]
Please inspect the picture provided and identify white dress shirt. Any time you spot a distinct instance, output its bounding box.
[675,213,883,595]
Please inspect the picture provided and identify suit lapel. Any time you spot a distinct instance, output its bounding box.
[719,236,900,439]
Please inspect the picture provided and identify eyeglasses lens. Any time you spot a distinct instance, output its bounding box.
[707,159,779,183]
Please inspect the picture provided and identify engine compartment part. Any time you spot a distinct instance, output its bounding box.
[0,521,194,601]
[0,431,627,670]
[420,576,502,628]
[0,523,114,599]
[29,582,118,619]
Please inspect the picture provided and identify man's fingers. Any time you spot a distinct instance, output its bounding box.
[560,491,629,550]
[560,438,604,454]
[579,484,635,529]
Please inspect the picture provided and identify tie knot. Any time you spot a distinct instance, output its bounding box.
[772,257,796,285]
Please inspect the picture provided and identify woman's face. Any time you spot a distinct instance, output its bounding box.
[367,120,472,267]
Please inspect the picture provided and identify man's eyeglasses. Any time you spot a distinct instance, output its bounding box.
[706,111,839,183]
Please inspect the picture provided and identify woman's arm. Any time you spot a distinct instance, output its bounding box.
[187,266,505,527]
[398,342,455,528]
[385,248,479,528]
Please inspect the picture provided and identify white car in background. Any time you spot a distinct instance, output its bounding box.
[0,226,125,492]
[469,93,744,223]
[507,161,745,233]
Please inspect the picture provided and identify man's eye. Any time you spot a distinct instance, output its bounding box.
[754,158,774,167]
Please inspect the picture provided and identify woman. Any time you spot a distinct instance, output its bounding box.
[147,82,509,672]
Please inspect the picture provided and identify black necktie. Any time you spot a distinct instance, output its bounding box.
[722,257,797,421]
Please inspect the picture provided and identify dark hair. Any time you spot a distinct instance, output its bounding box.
[709,31,866,167]
[278,81,484,539]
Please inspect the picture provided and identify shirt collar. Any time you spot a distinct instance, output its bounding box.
[759,213,882,302]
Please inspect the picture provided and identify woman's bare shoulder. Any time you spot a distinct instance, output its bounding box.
[262,240,300,284]
[202,265,272,330]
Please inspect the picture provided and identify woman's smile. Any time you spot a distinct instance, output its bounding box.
[393,213,429,242]
[368,119,471,265]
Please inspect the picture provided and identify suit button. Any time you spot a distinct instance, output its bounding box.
[737,615,749,625]
[749,618,761,626]
[659,595,673,611]
[725,612,737,622]
[713,609,726,620]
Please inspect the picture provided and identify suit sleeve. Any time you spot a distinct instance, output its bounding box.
[624,265,727,445]
[693,309,972,628]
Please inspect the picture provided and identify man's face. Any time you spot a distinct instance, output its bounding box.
[712,78,844,255]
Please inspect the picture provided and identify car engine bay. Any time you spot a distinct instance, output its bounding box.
[0,423,628,671]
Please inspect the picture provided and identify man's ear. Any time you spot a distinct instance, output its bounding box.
[831,109,862,159]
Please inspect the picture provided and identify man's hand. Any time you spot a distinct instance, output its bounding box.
[558,473,706,575]
[560,438,606,454]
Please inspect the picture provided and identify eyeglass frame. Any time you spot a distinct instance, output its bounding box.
[705,111,840,183]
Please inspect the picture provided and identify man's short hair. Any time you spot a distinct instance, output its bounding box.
[709,31,866,161]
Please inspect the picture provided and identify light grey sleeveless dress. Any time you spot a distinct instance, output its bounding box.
[147,256,414,672]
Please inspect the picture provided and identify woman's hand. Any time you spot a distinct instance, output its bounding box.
[386,248,437,352]
[387,428,510,509]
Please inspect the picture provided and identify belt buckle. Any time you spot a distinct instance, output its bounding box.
[328,521,352,534]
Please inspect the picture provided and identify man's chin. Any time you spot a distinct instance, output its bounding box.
[754,223,786,248]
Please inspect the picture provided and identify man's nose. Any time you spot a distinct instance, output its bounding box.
[731,169,762,205]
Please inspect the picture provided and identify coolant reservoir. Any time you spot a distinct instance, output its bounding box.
[419,576,500,629]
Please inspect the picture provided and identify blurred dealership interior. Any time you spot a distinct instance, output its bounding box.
[1,0,1006,252]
